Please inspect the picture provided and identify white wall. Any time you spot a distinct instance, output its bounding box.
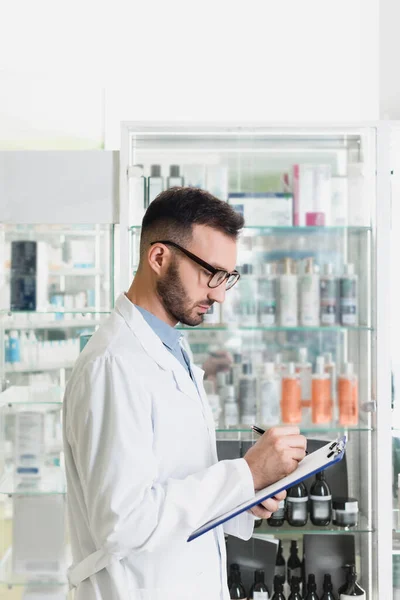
[0,0,379,151]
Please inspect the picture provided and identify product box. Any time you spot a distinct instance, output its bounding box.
[14,410,44,479]
[10,241,48,311]
[12,495,66,577]
[293,164,332,226]
[228,193,293,226]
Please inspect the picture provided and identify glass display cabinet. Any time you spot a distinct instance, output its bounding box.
[120,123,392,599]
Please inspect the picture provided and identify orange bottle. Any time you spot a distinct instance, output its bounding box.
[311,356,332,424]
[338,362,358,426]
[281,362,302,424]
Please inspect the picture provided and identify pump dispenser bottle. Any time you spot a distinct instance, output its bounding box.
[272,575,286,600]
[148,165,164,204]
[300,257,320,326]
[288,576,303,600]
[338,565,365,598]
[320,263,338,325]
[304,574,320,600]
[340,264,358,326]
[280,258,298,327]
[312,355,332,424]
[296,347,312,408]
[338,362,358,426]
[281,363,302,424]
[321,574,336,600]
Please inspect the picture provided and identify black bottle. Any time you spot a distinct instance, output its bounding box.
[310,471,332,526]
[229,569,247,599]
[338,565,366,597]
[321,574,337,600]
[288,576,303,600]
[275,540,286,582]
[249,569,269,599]
[304,574,319,600]
[272,575,286,600]
[268,498,286,527]
[286,482,308,526]
[228,563,240,589]
[254,517,263,529]
[287,540,302,584]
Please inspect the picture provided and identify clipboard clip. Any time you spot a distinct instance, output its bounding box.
[327,436,346,459]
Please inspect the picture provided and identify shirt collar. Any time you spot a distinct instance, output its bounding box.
[134,304,182,351]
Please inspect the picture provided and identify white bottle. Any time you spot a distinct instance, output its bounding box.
[203,303,221,325]
[257,263,277,326]
[295,347,312,408]
[299,257,320,327]
[224,385,239,428]
[320,263,338,326]
[204,380,221,427]
[274,353,286,378]
[148,164,164,204]
[239,264,258,326]
[340,263,358,326]
[279,258,298,327]
[259,362,281,425]
[14,411,44,479]
[239,363,257,425]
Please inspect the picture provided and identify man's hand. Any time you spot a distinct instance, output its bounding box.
[244,426,307,491]
[249,490,287,519]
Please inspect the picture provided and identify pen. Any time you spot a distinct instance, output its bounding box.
[251,425,309,455]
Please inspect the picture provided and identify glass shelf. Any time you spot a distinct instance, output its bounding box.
[216,425,371,435]
[252,513,371,538]
[0,547,68,588]
[0,309,111,316]
[0,468,66,496]
[0,386,63,406]
[5,362,75,374]
[178,325,372,332]
[129,225,372,234]
[3,317,104,331]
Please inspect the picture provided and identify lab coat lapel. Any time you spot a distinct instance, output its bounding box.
[115,294,200,403]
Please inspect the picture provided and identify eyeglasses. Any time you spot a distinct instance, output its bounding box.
[150,240,240,290]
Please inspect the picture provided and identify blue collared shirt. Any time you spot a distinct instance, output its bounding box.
[134,305,193,379]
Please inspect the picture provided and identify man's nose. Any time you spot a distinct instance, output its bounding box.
[208,283,226,304]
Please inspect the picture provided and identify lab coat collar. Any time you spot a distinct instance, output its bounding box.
[115,294,203,403]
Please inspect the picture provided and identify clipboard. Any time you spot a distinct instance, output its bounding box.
[187,435,346,542]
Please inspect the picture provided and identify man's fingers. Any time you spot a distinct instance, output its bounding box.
[274,490,287,501]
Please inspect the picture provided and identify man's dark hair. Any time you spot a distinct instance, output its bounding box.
[139,187,244,258]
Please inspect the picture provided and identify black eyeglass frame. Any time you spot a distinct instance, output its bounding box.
[150,240,240,290]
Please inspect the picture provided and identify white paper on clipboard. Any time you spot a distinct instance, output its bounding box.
[187,435,346,542]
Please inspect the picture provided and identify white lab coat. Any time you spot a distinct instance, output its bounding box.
[63,293,256,600]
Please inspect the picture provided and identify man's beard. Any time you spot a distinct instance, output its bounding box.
[156,259,211,326]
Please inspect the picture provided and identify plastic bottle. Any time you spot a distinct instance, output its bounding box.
[281,363,302,424]
[228,564,241,589]
[286,483,308,527]
[274,540,286,581]
[272,575,286,600]
[4,334,10,364]
[338,362,358,426]
[267,499,286,527]
[248,569,270,599]
[229,569,247,599]
[224,385,239,428]
[304,574,320,600]
[312,356,332,425]
[339,264,358,327]
[239,264,258,326]
[287,541,302,584]
[258,263,278,326]
[324,352,337,407]
[148,164,164,204]
[259,362,281,426]
[338,565,365,598]
[279,258,298,327]
[310,470,332,526]
[288,576,303,600]
[8,330,21,364]
[320,263,338,326]
[238,363,257,425]
[167,165,184,188]
[321,574,337,600]
[275,353,286,378]
[128,164,147,223]
[300,257,320,327]
[296,347,312,408]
